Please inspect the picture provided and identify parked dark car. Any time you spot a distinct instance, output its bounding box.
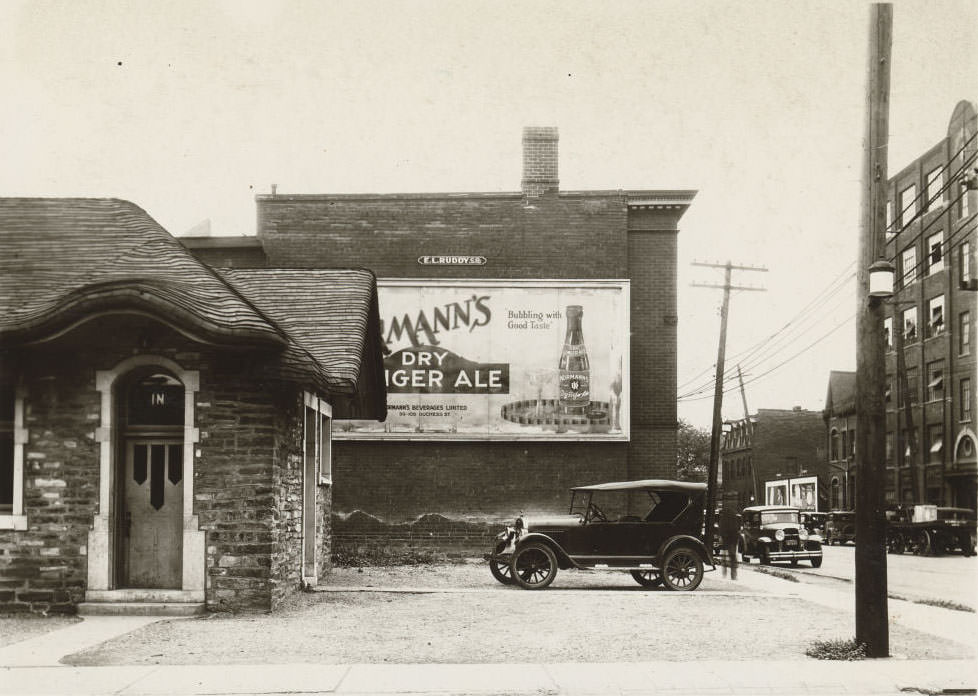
[824,511,856,545]
[739,505,823,567]
[486,479,714,591]
[799,511,827,537]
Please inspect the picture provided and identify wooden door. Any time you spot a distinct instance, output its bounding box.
[123,440,183,588]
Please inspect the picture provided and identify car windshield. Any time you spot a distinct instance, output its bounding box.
[569,489,690,523]
[760,510,799,525]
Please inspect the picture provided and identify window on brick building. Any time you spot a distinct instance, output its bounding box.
[848,428,856,459]
[886,432,894,463]
[902,306,918,342]
[927,423,944,464]
[927,295,945,337]
[900,183,917,226]
[962,241,974,285]
[0,384,26,530]
[901,246,917,287]
[883,317,893,351]
[961,311,971,356]
[926,360,944,402]
[903,427,918,461]
[925,168,943,211]
[962,378,972,423]
[830,429,841,461]
[927,232,944,275]
[886,200,894,236]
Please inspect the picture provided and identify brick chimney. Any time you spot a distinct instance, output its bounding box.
[521,126,559,199]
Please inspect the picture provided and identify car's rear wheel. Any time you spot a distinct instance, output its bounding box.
[511,542,558,590]
[630,569,663,588]
[661,547,703,592]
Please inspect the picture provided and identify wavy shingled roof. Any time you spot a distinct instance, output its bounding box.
[220,268,384,399]
[0,198,286,347]
[0,198,386,419]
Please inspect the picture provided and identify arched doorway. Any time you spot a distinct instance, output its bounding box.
[86,355,204,603]
[115,369,185,588]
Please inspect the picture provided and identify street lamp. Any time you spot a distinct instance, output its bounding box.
[868,259,895,300]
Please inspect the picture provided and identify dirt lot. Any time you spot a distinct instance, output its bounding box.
[61,562,974,665]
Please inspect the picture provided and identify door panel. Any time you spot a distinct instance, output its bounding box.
[124,441,183,588]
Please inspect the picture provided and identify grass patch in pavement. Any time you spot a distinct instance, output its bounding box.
[750,566,800,582]
[911,598,975,613]
[805,638,867,661]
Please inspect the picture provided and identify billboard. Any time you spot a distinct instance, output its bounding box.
[765,476,819,510]
[335,279,630,440]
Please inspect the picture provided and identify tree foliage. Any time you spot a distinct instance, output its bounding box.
[677,419,711,482]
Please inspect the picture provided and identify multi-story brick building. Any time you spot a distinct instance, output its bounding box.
[0,199,385,613]
[185,127,695,555]
[823,370,857,510]
[720,408,827,511]
[882,100,977,511]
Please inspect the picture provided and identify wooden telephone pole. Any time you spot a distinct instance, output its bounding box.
[692,261,766,551]
[855,2,892,658]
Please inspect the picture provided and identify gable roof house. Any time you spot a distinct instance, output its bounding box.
[0,198,385,614]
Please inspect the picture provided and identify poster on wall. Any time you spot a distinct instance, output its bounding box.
[765,480,789,506]
[335,279,630,441]
[788,476,818,510]
[764,477,819,510]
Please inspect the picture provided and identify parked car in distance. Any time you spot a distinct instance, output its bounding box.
[799,511,827,538]
[824,511,856,545]
[486,479,714,591]
[739,505,823,567]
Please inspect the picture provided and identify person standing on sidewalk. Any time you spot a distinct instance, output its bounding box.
[719,498,740,580]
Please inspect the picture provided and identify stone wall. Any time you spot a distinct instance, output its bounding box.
[1,315,319,613]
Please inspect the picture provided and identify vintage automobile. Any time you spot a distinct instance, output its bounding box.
[738,505,823,567]
[799,511,827,538]
[823,510,856,545]
[886,506,977,556]
[486,479,714,591]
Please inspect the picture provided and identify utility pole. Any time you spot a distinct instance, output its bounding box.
[737,365,760,505]
[855,2,892,658]
[692,261,767,551]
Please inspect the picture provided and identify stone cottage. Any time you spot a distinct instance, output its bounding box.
[0,198,386,613]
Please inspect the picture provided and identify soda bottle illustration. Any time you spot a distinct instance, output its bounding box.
[558,305,590,415]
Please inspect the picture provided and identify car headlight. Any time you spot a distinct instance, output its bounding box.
[799,528,809,540]
[775,529,785,541]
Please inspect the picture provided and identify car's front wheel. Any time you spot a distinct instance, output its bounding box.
[630,569,663,588]
[810,556,823,568]
[759,547,771,565]
[661,547,703,592]
[511,542,558,590]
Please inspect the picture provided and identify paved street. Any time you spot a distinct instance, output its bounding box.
[749,543,978,609]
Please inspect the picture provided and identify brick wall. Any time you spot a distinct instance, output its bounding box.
[256,193,684,556]
[0,315,320,613]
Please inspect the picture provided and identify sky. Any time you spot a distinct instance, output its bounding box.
[2,0,976,429]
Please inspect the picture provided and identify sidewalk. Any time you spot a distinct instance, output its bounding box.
[1,659,975,695]
[1,568,975,696]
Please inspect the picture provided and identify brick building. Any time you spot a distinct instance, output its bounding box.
[882,100,977,510]
[720,408,828,511]
[823,370,857,510]
[184,127,695,555]
[0,199,385,613]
